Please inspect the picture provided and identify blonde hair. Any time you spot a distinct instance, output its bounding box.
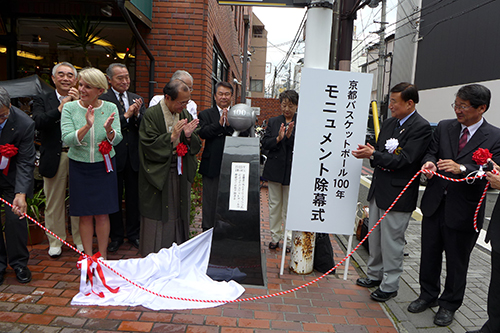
[78,67,108,93]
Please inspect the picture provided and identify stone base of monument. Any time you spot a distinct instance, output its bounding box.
[208,136,264,286]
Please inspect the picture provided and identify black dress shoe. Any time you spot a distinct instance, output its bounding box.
[466,330,484,333]
[107,240,123,253]
[434,307,455,326]
[129,238,139,249]
[0,271,4,286]
[370,288,397,302]
[356,277,382,288]
[14,267,32,283]
[268,242,279,249]
[407,297,438,313]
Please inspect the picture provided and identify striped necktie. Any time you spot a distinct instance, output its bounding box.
[458,127,469,154]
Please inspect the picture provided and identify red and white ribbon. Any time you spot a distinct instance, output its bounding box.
[176,143,188,175]
[78,252,120,298]
[98,140,113,173]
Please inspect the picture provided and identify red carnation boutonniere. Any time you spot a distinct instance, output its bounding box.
[0,143,18,176]
[176,143,188,175]
[98,140,114,173]
[472,148,492,166]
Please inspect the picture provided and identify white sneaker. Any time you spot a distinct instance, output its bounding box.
[48,247,62,258]
[76,244,84,253]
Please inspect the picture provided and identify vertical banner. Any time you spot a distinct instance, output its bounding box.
[287,68,373,235]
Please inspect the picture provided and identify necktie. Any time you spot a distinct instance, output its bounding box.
[458,127,469,154]
[119,93,126,113]
[393,121,401,135]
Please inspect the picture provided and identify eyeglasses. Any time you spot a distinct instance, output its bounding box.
[176,100,189,107]
[451,103,474,110]
[217,92,231,97]
[0,112,10,120]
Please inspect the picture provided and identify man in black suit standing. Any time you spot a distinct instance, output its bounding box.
[0,87,36,285]
[467,164,500,333]
[408,84,500,326]
[100,63,145,252]
[353,82,432,302]
[198,82,235,231]
[32,62,83,257]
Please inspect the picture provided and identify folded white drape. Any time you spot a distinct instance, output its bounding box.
[71,229,245,310]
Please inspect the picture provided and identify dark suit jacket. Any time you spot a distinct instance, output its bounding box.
[261,114,296,185]
[198,106,235,178]
[421,118,500,231]
[368,111,432,212]
[32,91,63,178]
[0,106,36,196]
[488,198,500,252]
[100,90,145,172]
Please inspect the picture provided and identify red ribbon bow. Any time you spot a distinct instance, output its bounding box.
[98,140,113,173]
[77,252,120,298]
[0,143,18,175]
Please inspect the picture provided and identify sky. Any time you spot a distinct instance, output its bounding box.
[252,1,399,91]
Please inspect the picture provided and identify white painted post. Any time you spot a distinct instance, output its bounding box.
[289,0,334,275]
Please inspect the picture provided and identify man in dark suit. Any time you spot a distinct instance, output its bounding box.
[353,82,432,302]
[468,164,500,333]
[198,82,236,231]
[0,87,36,285]
[408,84,500,326]
[32,62,83,257]
[100,63,145,252]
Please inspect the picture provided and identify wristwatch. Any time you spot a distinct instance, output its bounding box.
[369,151,375,160]
[459,164,466,174]
[108,129,114,135]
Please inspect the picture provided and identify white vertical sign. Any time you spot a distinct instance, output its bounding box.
[229,162,249,211]
[287,68,372,235]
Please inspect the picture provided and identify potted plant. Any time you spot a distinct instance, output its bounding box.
[26,188,46,245]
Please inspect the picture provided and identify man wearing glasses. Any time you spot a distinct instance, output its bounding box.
[138,79,200,256]
[198,82,238,231]
[408,84,500,327]
[0,87,36,285]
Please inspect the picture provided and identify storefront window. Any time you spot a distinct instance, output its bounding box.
[13,18,136,89]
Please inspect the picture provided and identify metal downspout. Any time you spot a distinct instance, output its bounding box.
[116,0,155,100]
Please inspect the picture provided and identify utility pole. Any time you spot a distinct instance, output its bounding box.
[241,15,250,103]
[376,0,387,111]
[287,0,334,276]
[287,63,291,90]
[329,0,341,70]
[272,68,277,98]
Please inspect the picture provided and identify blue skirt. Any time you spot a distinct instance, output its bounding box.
[69,158,119,216]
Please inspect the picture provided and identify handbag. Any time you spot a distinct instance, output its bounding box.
[355,203,370,253]
[313,233,336,274]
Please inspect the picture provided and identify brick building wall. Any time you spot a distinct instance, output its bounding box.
[134,0,251,113]
[249,97,281,126]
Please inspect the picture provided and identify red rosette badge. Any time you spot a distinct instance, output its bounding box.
[472,148,492,166]
[0,143,18,175]
[176,143,188,175]
[98,140,113,173]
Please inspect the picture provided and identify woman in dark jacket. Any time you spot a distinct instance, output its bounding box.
[262,90,298,251]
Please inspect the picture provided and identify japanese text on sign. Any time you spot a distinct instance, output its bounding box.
[286,68,372,235]
[229,162,250,211]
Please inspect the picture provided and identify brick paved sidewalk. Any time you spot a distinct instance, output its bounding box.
[0,186,397,333]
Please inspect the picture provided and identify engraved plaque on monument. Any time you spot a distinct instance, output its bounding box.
[208,104,264,286]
